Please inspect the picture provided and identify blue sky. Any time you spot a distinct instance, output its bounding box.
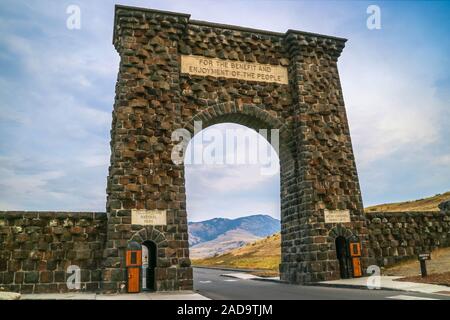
[0,1,449,221]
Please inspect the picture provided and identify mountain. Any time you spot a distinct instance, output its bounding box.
[192,233,281,272]
[188,214,280,258]
[365,191,450,212]
[189,229,262,259]
[188,214,280,246]
[193,191,450,271]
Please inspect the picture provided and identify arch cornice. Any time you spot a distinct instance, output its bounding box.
[328,225,355,240]
[129,227,168,248]
[183,103,289,135]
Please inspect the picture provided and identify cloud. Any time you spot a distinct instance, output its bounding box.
[0,0,115,211]
[337,5,450,205]
[187,164,277,193]
[433,155,450,166]
[0,0,449,218]
[185,124,281,221]
[342,46,443,168]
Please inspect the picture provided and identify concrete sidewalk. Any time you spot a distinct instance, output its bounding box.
[221,272,450,297]
[221,272,281,283]
[20,291,209,300]
[318,276,450,296]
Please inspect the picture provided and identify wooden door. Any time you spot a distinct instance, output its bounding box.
[352,258,362,277]
[127,267,140,293]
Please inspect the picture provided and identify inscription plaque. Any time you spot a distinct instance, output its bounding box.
[131,209,167,226]
[180,55,288,84]
[324,209,351,224]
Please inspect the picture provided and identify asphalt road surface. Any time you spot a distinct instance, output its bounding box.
[193,267,450,300]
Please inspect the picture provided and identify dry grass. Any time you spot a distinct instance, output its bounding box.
[251,270,280,277]
[396,272,450,287]
[384,247,450,281]
[192,233,281,272]
[365,191,450,212]
[192,191,450,278]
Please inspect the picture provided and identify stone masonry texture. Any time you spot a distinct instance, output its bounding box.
[2,6,449,294]
[104,5,369,292]
[366,209,450,267]
[1,206,449,293]
[0,212,106,294]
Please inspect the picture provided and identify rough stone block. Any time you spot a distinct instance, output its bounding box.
[24,271,39,284]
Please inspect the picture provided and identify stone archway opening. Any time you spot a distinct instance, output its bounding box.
[184,122,282,275]
[335,236,351,279]
[142,240,157,291]
[105,5,370,293]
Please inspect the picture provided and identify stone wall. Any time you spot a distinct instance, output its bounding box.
[366,205,450,267]
[0,212,106,293]
[1,206,449,293]
[104,4,370,291]
[2,5,447,294]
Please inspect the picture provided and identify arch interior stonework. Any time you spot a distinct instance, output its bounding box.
[103,5,370,292]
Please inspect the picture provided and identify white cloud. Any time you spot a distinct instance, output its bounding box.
[433,155,450,166]
[0,0,448,217]
[341,38,446,170]
[185,124,281,221]
[187,164,277,193]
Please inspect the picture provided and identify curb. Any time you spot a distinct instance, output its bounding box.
[193,265,271,273]
[311,282,450,296]
[252,277,287,284]
[309,282,399,292]
[219,272,286,284]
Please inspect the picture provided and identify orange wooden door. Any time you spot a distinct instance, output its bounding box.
[127,267,140,293]
[352,257,362,277]
[126,250,142,266]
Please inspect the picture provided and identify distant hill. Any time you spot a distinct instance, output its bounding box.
[190,229,262,259]
[192,233,281,271]
[193,191,450,271]
[188,215,280,259]
[365,191,450,212]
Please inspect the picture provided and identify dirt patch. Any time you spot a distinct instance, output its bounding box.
[384,247,450,277]
[192,233,281,271]
[395,272,450,287]
[251,270,279,278]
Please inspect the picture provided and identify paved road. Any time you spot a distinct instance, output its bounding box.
[193,268,450,300]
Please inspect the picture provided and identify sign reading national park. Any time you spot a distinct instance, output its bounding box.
[131,209,167,226]
[180,55,289,84]
[324,209,351,224]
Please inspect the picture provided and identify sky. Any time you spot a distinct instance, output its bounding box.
[0,1,449,222]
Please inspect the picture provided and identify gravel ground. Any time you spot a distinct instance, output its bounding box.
[384,247,450,287]
[396,272,450,286]
[384,247,450,277]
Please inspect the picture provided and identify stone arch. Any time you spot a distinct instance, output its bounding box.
[180,101,299,283]
[328,225,355,241]
[183,102,287,134]
[181,102,295,171]
[129,227,168,249]
[105,5,369,291]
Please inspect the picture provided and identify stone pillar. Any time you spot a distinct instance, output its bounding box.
[280,31,370,283]
[106,5,371,291]
[103,7,193,292]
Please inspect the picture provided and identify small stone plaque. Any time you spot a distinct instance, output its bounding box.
[180,55,288,84]
[131,209,167,226]
[324,209,351,224]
